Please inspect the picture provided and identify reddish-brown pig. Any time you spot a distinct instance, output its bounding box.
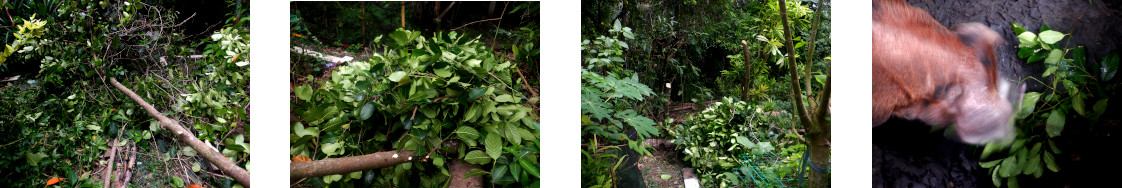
[872,0,1024,144]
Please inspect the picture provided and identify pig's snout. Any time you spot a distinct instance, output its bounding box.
[955,80,1025,144]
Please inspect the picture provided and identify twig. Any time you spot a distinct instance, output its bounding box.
[452,18,501,31]
[120,143,138,188]
[514,66,538,98]
[103,139,118,188]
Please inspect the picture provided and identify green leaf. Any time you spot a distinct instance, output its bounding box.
[322,141,345,156]
[1008,176,1020,188]
[434,68,452,78]
[466,59,482,67]
[170,176,184,188]
[1046,110,1065,137]
[301,104,338,124]
[980,159,1002,168]
[992,165,1002,187]
[1011,21,1026,35]
[181,146,197,157]
[1017,92,1042,119]
[1027,50,1048,63]
[505,123,522,146]
[1073,46,1085,66]
[1023,151,1041,175]
[294,123,321,138]
[150,120,160,132]
[519,159,540,178]
[1045,50,1063,65]
[295,84,313,101]
[25,152,47,166]
[1103,53,1119,81]
[359,102,376,121]
[613,19,622,31]
[1094,99,1109,114]
[456,126,481,140]
[1017,32,1038,47]
[735,136,755,149]
[581,88,611,120]
[509,160,522,182]
[433,155,445,167]
[1000,156,1018,177]
[465,168,490,178]
[1073,94,1086,117]
[615,110,658,139]
[389,28,415,46]
[495,94,513,103]
[1038,30,1064,44]
[1017,47,1034,58]
[486,132,503,160]
[388,71,407,82]
[469,87,488,100]
[1043,151,1060,172]
[1043,66,1057,77]
[661,174,672,180]
[192,162,201,172]
[465,150,492,165]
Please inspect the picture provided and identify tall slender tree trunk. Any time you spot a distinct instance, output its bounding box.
[741,40,753,100]
[777,0,830,187]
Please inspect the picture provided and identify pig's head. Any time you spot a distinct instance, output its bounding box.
[872,0,1027,145]
[947,23,1024,144]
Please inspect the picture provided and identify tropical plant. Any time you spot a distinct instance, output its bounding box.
[980,21,1118,188]
[667,97,805,187]
[579,20,660,187]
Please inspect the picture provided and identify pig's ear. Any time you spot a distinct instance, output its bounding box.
[954,23,1003,87]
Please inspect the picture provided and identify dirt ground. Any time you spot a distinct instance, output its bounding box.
[638,146,685,188]
[875,1,1122,187]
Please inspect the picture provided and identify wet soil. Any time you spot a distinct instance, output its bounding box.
[875,1,1122,187]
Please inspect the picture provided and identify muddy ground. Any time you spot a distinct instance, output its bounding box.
[875,0,1122,187]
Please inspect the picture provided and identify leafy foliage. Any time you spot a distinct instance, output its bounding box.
[1,0,250,187]
[981,22,1118,187]
[666,97,806,187]
[580,22,662,188]
[291,29,540,187]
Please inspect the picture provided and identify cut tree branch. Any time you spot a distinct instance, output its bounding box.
[290,150,415,179]
[109,77,251,187]
[290,140,461,179]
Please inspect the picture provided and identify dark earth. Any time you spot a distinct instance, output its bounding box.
[875,0,1122,187]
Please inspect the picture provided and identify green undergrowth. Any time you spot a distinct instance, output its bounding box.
[979,21,1118,188]
[291,28,540,187]
[667,97,808,187]
[1,0,250,187]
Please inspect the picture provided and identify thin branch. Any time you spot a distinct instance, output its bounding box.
[778,0,813,127]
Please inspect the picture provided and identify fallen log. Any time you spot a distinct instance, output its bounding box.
[109,77,251,187]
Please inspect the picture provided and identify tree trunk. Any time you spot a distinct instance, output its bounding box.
[109,77,251,187]
[741,40,753,100]
[776,0,830,187]
[449,159,484,188]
